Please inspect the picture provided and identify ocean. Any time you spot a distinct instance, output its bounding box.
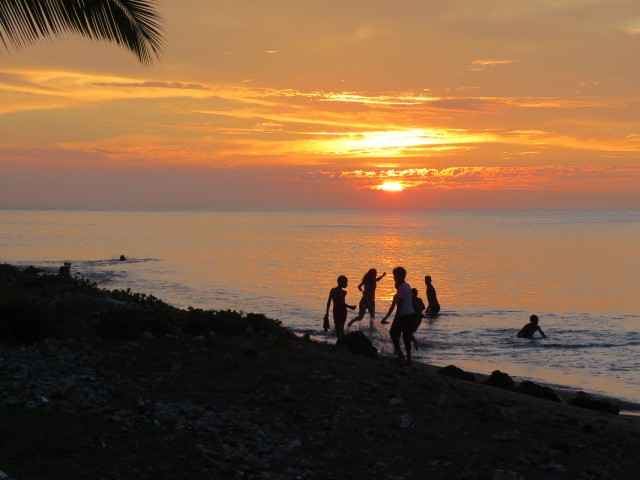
[1,209,639,407]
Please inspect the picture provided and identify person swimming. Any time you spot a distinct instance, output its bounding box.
[517,314,547,339]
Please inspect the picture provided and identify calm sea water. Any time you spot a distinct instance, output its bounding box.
[1,209,639,406]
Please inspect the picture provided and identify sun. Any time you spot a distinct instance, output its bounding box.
[378,181,404,192]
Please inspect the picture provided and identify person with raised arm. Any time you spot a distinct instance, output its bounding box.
[348,268,386,330]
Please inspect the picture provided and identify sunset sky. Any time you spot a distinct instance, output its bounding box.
[1,0,639,209]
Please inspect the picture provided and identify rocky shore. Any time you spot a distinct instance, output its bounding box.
[1,264,639,480]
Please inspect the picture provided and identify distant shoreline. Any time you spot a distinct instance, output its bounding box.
[2,206,640,213]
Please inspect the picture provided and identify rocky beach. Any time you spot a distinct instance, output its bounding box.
[1,264,639,480]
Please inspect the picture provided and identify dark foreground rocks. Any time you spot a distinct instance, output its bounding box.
[2,333,640,480]
[1,264,640,480]
[569,392,621,415]
[336,331,378,359]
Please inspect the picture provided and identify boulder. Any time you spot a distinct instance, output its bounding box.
[337,331,378,359]
[515,380,563,403]
[482,370,515,390]
[569,392,619,415]
[438,365,476,382]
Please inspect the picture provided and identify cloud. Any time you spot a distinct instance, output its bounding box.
[468,59,519,71]
[428,97,509,112]
[471,59,518,66]
[92,81,210,90]
[2,68,639,182]
[333,164,640,192]
[623,20,640,34]
[352,23,381,42]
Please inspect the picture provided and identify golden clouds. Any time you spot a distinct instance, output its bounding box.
[1,1,640,209]
[336,165,640,192]
[1,66,640,199]
[623,21,640,34]
[471,59,518,66]
[314,129,442,156]
[468,59,519,71]
[0,68,213,114]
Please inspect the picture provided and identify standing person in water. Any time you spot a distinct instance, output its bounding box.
[348,269,386,330]
[410,288,426,350]
[424,275,441,318]
[380,267,417,365]
[324,275,356,339]
[517,314,547,338]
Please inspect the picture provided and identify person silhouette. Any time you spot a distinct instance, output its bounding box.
[424,275,441,318]
[410,287,426,350]
[517,314,547,338]
[348,269,386,330]
[380,267,417,365]
[324,275,356,339]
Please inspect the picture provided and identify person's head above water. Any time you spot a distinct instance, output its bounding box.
[530,314,539,325]
[424,275,432,285]
[337,275,348,288]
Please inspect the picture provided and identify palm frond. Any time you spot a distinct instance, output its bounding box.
[0,0,165,65]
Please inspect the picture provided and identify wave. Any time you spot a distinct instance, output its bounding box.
[78,258,161,266]
[505,339,640,350]
[11,258,160,269]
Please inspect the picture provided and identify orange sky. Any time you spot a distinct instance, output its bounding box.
[1,0,639,209]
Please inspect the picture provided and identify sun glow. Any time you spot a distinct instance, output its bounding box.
[378,181,404,192]
[344,129,436,153]
[314,129,446,157]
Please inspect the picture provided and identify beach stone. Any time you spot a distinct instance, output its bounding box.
[550,442,571,454]
[482,370,515,390]
[569,392,619,415]
[515,380,562,403]
[438,365,476,382]
[399,414,414,429]
[545,463,567,474]
[336,331,378,359]
[492,469,522,480]
[490,430,520,442]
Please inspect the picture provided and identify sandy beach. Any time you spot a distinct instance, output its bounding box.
[1,264,639,480]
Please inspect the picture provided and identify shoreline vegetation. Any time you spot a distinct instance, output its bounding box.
[1,264,639,479]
